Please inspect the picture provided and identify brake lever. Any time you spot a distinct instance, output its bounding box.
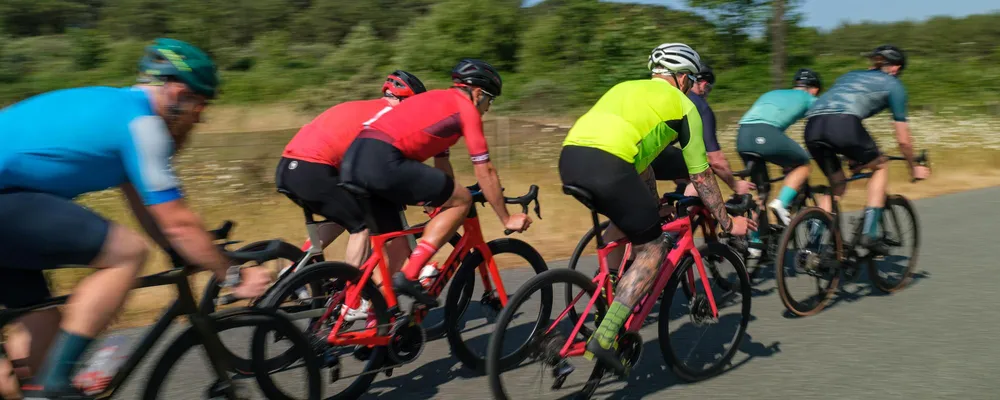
[504,202,532,235]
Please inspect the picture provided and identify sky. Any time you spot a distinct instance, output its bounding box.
[522,0,1000,30]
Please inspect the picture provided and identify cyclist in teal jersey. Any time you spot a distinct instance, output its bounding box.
[736,69,821,256]
[803,45,930,254]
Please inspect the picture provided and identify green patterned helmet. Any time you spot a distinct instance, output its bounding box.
[138,38,220,99]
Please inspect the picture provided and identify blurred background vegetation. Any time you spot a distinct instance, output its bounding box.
[2,0,1000,115]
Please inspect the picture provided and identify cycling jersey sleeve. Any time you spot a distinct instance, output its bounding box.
[122,116,184,205]
[888,81,908,122]
[678,103,709,174]
[459,105,490,164]
[701,105,720,153]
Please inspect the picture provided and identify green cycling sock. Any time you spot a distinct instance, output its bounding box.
[862,207,883,240]
[777,186,798,207]
[35,330,94,390]
[592,302,630,349]
[749,229,761,243]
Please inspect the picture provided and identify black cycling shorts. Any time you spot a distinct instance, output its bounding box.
[275,157,368,233]
[340,138,455,234]
[559,145,662,246]
[804,114,882,178]
[0,190,110,307]
[649,146,690,182]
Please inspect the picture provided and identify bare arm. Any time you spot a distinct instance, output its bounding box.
[121,183,171,250]
[894,121,915,170]
[707,151,738,191]
[689,169,733,233]
[472,161,510,224]
[147,199,230,280]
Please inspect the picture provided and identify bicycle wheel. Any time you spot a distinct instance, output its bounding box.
[658,243,751,382]
[775,207,842,317]
[868,195,920,292]
[201,240,309,375]
[564,220,610,327]
[142,308,322,400]
[446,238,551,374]
[257,261,392,400]
[487,268,607,400]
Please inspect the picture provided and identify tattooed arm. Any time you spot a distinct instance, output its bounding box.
[690,169,734,233]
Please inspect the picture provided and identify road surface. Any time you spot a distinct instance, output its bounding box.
[110,186,999,399]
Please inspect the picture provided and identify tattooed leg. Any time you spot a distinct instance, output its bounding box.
[690,169,733,233]
[590,235,671,349]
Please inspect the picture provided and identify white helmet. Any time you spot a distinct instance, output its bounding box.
[648,43,702,75]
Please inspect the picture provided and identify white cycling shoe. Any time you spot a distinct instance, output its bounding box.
[341,299,371,322]
[768,199,791,226]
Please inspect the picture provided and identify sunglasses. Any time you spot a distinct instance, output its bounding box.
[480,89,496,105]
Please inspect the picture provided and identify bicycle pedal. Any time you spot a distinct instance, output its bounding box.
[385,368,393,377]
[329,363,341,384]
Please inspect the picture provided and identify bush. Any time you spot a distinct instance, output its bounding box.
[69,28,107,70]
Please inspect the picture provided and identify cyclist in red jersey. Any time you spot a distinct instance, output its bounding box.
[340,59,531,305]
[276,71,426,271]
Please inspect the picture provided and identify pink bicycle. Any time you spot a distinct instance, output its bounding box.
[485,185,754,399]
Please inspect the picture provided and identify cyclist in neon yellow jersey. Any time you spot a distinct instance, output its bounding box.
[560,43,755,376]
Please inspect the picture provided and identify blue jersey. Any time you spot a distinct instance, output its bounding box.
[0,87,183,205]
[738,89,816,131]
[687,92,720,153]
[806,70,908,122]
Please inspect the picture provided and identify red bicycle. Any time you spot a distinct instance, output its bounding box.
[256,183,550,399]
[486,185,754,399]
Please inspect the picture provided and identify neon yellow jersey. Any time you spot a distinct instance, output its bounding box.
[563,78,708,175]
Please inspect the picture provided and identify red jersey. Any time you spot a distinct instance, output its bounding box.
[282,98,392,168]
[358,89,490,164]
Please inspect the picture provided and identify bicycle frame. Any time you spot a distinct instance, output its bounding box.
[552,206,721,358]
[326,208,507,347]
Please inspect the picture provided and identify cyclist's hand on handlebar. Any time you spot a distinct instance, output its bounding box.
[231,266,272,299]
[504,213,532,233]
[727,216,757,236]
[734,180,756,195]
[912,165,931,181]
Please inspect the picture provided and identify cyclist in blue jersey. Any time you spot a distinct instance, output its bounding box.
[0,38,271,399]
[736,68,821,256]
[803,45,930,254]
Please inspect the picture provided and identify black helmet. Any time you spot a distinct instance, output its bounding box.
[793,68,821,90]
[867,44,906,73]
[451,59,503,97]
[696,63,715,85]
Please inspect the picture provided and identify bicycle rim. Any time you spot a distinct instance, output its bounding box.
[775,207,842,317]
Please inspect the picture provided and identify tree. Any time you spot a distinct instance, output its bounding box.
[770,0,785,89]
[393,0,520,72]
[686,0,769,66]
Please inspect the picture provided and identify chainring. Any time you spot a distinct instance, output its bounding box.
[387,318,426,364]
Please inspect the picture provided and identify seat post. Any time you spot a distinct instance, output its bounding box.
[591,210,605,248]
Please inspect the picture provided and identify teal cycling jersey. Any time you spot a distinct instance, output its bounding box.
[0,87,183,205]
[738,89,816,131]
[806,69,909,122]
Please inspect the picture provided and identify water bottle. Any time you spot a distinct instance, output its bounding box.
[417,262,440,290]
[73,335,128,395]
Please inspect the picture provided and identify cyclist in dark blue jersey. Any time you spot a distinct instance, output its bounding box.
[0,39,271,399]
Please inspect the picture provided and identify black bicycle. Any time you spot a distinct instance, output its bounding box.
[728,151,820,276]
[775,150,928,316]
[0,222,322,399]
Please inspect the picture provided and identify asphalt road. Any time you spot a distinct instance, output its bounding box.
[109,186,1000,399]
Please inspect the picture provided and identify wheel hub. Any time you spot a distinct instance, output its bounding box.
[689,295,715,326]
[480,291,503,321]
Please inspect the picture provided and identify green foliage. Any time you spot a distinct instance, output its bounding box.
[69,28,107,70]
[1,0,1000,114]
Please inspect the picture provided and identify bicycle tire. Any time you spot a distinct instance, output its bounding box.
[657,243,751,382]
[868,195,920,293]
[564,220,610,329]
[201,240,310,375]
[445,238,551,374]
[486,268,607,400]
[257,261,392,400]
[775,207,842,317]
[142,307,322,400]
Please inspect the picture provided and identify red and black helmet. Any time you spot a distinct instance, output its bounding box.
[382,70,427,99]
[451,59,502,97]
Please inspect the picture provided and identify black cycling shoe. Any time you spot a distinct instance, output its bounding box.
[21,385,93,400]
[392,272,439,308]
[584,339,628,379]
[860,236,889,257]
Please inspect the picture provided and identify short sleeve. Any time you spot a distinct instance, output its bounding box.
[459,104,490,164]
[701,104,720,153]
[123,116,184,205]
[679,106,709,174]
[888,81,908,122]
